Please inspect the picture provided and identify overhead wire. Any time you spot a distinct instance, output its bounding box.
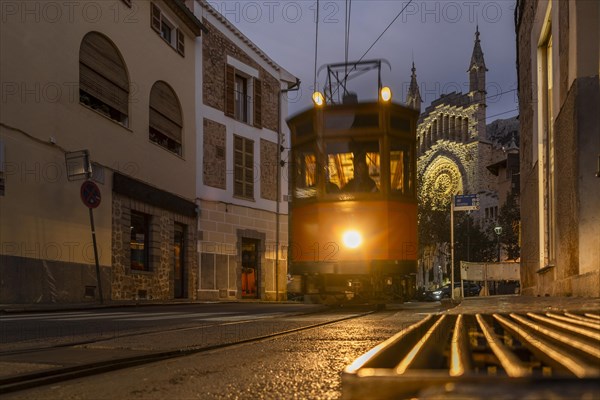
[344,0,352,85]
[313,0,320,93]
[341,0,414,84]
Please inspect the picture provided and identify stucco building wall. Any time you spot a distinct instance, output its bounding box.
[517,0,599,296]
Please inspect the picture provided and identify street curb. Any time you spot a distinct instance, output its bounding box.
[0,300,312,314]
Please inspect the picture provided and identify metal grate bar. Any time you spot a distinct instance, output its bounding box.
[449,314,472,376]
[395,315,449,374]
[546,313,600,330]
[584,313,600,320]
[343,311,600,399]
[345,315,433,373]
[510,314,600,361]
[493,314,599,378]
[564,312,600,324]
[527,313,600,342]
[475,314,530,377]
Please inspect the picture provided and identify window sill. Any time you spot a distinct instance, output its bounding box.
[130,269,153,275]
[537,264,555,274]
[80,103,132,132]
[155,32,184,57]
[148,139,185,160]
[233,195,255,202]
[230,116,257,129]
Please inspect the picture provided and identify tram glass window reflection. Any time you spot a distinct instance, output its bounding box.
[293,144,317,199]
[390,140,413,195]
[326,140,380,193]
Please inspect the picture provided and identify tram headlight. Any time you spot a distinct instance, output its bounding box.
[312,91,325,107]
[380,86,392,102]
[342,230,362,249]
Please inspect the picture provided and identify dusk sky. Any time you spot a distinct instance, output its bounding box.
[206,0,519,121]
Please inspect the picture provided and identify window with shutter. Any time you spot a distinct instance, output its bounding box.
[149,81,183,156]
[234,135,254,199]
[225,65,235,117]
[151,3,161,32]
[150,2,185,57]
[253,78,262,128]
[176,29,184,56]
[79,32,129,126]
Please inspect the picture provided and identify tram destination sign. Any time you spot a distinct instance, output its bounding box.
[454,194,480,211]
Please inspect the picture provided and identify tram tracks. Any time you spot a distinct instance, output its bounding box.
[0,309,374,394]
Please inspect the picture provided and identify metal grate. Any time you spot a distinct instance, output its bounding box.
[343,312,600,399]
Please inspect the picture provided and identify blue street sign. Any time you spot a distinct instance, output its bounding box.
[454,194,480,211]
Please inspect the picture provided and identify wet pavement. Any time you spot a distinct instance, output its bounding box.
[1,296,598,399]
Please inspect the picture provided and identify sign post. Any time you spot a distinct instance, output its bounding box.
[80,180,103,304]
[451,194,480,300]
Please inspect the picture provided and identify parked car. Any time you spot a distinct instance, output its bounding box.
[422,281,482,301]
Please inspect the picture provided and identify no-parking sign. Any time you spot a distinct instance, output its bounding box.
[80,180,101,209]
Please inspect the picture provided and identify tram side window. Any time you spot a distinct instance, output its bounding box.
[293,145,317,199]
[326,140,380,193]
[390,140,413,196]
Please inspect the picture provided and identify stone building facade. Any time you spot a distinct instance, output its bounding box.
[410,28,517,288]
[0,0,204,303]
[188,1,297,300]
[516,0,599,296]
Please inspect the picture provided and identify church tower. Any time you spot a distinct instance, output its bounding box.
[468,26,488,141]
[468,26,487,95]
[406,62,422,112]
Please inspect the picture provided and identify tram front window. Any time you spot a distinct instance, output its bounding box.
[293,144,317,199]
[390,140,413,196]
[326,140,380,193]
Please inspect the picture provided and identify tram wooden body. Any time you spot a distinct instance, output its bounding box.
[287,98,419,301]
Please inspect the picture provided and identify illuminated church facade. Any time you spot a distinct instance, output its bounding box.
[408,28,518,288]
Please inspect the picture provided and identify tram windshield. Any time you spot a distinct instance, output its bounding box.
[390,139,413,196]
[326,140,380,193]
[293,143,317,199]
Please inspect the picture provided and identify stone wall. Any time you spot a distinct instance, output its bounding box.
[417,140,479,205]
[260,138,278,201]
[517,0,600,297]
[202,19,279,132]
[203,118,227,189]
[111,193,198,300]
[198,199,288,300]
[517,0,540,295]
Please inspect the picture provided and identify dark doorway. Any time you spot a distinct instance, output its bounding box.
[174,223,186,298]
[241,238,260,299]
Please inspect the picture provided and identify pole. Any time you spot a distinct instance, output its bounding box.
[275,89,281,302]
[88,207,104,304]
[497,234,501,262]
[450,195,455,300]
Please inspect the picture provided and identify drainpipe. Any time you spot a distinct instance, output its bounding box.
[277,78,300,301]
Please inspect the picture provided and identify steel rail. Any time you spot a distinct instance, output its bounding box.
[0,311,374,394]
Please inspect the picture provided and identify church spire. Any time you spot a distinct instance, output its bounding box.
[468,25,487,93]
[406,61,422,112]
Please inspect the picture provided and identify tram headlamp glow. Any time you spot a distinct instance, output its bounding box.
[380,86,392,102]
[342,230,362,249]
[312,91,325,107]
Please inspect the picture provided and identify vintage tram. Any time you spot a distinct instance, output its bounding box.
[286,69,419,302]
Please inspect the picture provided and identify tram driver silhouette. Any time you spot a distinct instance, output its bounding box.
[343,157,377,192]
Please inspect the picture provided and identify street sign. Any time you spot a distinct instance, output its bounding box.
[80,180,101,209]
[454,194,480,211]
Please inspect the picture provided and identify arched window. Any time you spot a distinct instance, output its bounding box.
[79,32,129,125]
[149,81,183,156]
